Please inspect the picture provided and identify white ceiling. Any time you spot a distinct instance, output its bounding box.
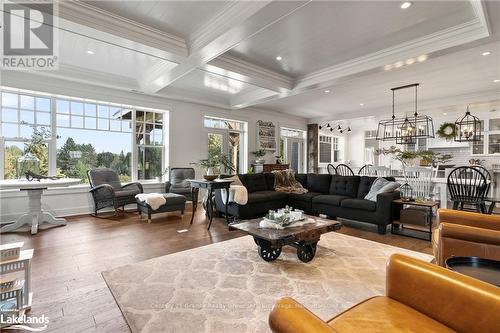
[229,0,474,77]
[5,0,500,120]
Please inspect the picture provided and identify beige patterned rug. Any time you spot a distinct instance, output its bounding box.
[102,233,432,333]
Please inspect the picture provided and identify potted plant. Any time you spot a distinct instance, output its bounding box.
[251,149,266,164]
[192,153,235,180]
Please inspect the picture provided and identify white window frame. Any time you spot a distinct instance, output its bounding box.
[319,134,344,165]
[1,86,169,182]
[280,127,306,173]
[203,116,248,173]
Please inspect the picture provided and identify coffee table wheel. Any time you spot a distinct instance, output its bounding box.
[258,246,282,262]
[297,242,317,263]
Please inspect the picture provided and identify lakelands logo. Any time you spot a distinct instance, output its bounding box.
[1,1,59,70]
[1,313,49,331]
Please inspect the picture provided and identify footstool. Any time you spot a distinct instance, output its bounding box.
[136,193,187,223]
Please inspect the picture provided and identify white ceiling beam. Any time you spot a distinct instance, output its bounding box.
[58,1,188,62]
[139,1,310,94]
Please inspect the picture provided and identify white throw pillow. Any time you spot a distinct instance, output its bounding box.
[364,178,401,201]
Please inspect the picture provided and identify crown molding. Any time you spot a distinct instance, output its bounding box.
[204,54,292,93]
[295,17,490,91]
[189,1,272,52]
[58,1,188,59]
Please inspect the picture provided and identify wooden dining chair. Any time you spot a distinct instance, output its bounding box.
[357,164,373,176]
[327,164,336,175]
[335,164,355,176]
[447,166,488,214]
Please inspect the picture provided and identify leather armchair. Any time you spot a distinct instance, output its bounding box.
[432,208,500,266]
[87,168,143,216]
[269,254,500,333]
[165,168,195,201]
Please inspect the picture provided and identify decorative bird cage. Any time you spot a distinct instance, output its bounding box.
[396,116,416,145]
[400,183,413,202]
[16,153,40,179]
[454,105,481,142]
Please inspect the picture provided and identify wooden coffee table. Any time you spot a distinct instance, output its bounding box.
[229,216,342,262]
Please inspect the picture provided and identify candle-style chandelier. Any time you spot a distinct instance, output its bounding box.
[318,123,351,134]
[454,105,482,142]
[376,83,434,144]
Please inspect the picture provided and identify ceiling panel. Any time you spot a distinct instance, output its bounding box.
[160,69,269,105]
[58,30,176,80]
[83,1,230,39]
[229,0,474,77]
[259,41,500,119]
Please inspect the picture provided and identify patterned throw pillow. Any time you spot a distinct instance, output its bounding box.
[364,178,401,201]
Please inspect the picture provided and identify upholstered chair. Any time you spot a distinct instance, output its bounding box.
[87,168,143,216]
[432,208,500,266]
[269,254,500,333]
[165,168,195,201]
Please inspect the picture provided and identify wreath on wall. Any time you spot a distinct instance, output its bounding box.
[436,122,456,141]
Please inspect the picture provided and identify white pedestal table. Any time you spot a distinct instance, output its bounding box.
[0,178,81,234]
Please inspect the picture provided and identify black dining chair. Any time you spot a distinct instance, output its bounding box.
[358,164,373,176]
[447,166,488,214]
[335,164,355,176]
[327,164,336,175]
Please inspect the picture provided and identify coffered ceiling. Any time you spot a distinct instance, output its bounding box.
[4,0,500,120]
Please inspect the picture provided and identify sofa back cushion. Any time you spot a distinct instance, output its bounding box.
[295,174,308,188]
[357,176,396,198]
[329,175,360,197]
[306,174,331,194]
[264,173,275,190]
[239,173,268,193]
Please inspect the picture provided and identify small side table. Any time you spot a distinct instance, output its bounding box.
[392,199,440,241]
[188,180,232,230]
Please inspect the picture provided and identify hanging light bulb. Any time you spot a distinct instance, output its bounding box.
[330,128,333,132]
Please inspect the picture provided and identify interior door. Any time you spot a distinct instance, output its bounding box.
[285,137,304,172]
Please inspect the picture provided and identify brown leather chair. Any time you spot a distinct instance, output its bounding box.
[432,208,500,266]
[269,254,500,333]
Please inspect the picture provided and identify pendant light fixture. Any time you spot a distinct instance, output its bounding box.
[376,83,434,144]
[318,122,351,133]
[454,105,482,142]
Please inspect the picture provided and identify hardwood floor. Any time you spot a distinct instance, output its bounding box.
[1,208,432,332]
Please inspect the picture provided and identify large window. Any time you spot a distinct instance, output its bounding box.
[1,87,168,182]
[319,135,344,164]
[204,116,247,174]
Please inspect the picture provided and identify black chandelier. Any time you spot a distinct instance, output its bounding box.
[376,83,434,145]
[454,105,482,142]
[318,123,351,134]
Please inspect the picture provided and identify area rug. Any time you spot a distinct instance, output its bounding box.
[102,233,432,333]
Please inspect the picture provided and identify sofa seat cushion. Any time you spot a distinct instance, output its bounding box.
[313,195,351,206]
[328,296,455,333]
[247,191,287,204]
[288,191,322,202]
[341,198,377,211]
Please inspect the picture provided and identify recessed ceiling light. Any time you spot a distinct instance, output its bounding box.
[494,79,500,83]
[443,112,447,116]
[417,54,428,62]
[87,50,94,55]
[394,61,404,68]
[384,64,393,71]
[401,2,412,9]
[276,56,282,61]
[405,58,415,65]
[359,103,364,106]
[482,51,491,56]
[324,90,330,93]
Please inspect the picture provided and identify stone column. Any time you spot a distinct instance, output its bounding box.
[307,124,319,173]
